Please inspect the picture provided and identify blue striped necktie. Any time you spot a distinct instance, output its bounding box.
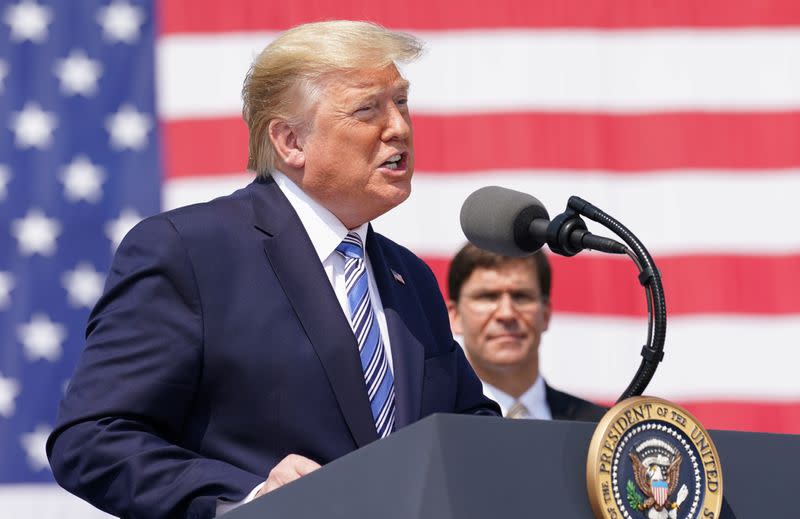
[336,232,396,438]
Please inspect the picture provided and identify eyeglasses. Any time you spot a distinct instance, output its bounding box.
[461,291,547,314]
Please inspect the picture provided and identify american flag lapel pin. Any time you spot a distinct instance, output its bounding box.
[391,269,405,285]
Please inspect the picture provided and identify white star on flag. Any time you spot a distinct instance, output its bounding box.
[106,104,152,150]
[10,102,57,149]
[54,49,103,97]
[0,374,21,418]
[0,271,14,309]
[0,59,8,92]
[17,313,66,362]
[105,208,143,251]
[97,0,144,44]
[62,262,105,308]
[0,164,10,201]
[20,424,53,472]
[3,0,52,43]
[59,155,106,203]
[10,208,62,256]
[0,0,165,494]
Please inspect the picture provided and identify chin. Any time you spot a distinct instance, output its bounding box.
[356,196,409,224]
[486,357,529,372]
[380,184,412,210]
[489,337,527,349]
[490,346,535,365]
[395,185,412,205]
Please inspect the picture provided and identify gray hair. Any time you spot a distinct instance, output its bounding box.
[241,20,423,176]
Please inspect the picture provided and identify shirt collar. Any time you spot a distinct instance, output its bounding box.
[272,171,369,262]
[482,376,550,419]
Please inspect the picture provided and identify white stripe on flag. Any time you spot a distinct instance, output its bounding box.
[538,314,800,401]
[157,29,800,119]
[163,171,800,255]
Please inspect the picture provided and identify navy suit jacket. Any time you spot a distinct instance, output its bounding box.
[47,177,499,519]
[545,383,607,422]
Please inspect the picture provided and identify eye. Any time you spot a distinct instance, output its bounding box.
[512,293,536,304]
[353,103,375,115]
[396,97,409,109]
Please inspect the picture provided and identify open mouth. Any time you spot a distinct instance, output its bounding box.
[380,152,406,171]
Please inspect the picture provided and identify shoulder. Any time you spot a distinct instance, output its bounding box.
[162,183,256,230]
[123,183,259,247]
[546,383,608,422]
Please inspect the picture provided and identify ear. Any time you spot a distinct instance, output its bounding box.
[447,301,464,335]
[541,300,552,333]
[268,119,305,169]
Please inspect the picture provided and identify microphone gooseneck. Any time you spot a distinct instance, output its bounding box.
[567,196,666,402]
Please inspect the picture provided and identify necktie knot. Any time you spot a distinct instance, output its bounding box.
[506,400,530,419]
[336,232,364,261]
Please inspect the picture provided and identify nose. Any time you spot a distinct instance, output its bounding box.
[493,293,517,320]
[381,102,411,142]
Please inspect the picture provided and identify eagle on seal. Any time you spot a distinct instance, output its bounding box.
[630,452,682,515]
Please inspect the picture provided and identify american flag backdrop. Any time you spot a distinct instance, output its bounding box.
[1,0,799,516]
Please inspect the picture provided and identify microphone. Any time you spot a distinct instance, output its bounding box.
[460,186,627,257]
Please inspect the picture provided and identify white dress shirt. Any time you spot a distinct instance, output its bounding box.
[217,172,395,515]
[480,376,553,420]
[271,170,394,370]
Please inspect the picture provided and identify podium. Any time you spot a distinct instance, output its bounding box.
[222,413,800,518]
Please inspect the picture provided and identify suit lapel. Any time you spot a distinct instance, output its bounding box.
[366,228,424,429]
[546,383,574,420]
[248,178,378,447]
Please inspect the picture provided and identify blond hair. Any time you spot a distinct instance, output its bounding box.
[241,20,423,176]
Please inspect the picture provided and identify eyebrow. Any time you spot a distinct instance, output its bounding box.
[349,78,410,96]
[468,288,539,297]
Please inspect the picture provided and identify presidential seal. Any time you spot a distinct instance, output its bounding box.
[586,396,723,519]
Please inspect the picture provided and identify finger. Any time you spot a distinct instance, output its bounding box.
[262,454,320,494]
[288,455,321,476]
[264,469,292,493]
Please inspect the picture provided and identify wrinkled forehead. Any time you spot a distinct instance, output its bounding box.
[317,64,410,99]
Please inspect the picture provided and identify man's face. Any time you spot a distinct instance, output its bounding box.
[448,261,551,376]
[295,64,414,228]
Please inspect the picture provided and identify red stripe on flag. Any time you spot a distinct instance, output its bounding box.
[679,401,800,434]
[162,118,250,178]
[163,112,800,178]
[159,0,800,34]
[414,112,800,173]
[426,254,800,316]
[577,402,800,435]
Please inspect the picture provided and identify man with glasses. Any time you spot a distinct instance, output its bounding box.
[447,243,605,421]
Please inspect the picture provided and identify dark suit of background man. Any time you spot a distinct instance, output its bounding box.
[46,21,499,519]
[448,243,605,421]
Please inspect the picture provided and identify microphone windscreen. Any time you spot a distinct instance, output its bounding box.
[459,186,549,256]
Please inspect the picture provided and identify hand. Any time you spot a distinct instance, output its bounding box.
[255,454,321,497]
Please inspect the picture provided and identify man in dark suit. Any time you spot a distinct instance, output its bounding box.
[447,243,605,421]
[47,21,499,519]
